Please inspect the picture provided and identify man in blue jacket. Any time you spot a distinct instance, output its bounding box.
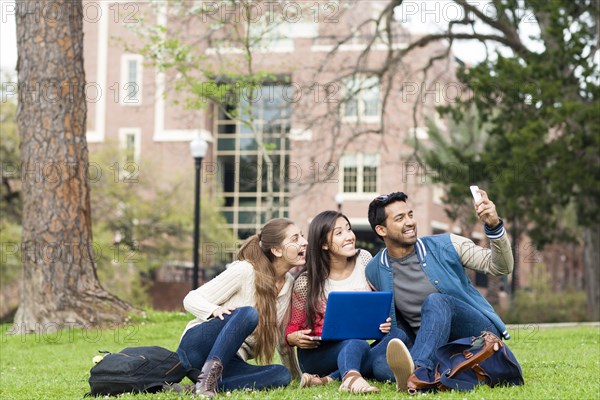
[365,190,514,392]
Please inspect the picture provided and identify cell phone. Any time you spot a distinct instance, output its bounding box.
[470,185,482,202]
[307,336,322,341]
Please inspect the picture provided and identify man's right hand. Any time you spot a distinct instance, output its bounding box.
[473,189,500,229]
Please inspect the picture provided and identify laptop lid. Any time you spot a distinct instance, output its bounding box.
[317,291,393,341]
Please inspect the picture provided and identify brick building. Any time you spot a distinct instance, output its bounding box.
[80,1,499,308]
[83,1,463,240]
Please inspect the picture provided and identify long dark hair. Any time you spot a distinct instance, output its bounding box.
[304,210,356,330]
[238,218,294,364]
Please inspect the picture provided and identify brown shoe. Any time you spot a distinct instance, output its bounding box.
[195,358,223,398]
[386,338,414,392]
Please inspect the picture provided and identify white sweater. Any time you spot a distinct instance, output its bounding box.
[181,260,296,370]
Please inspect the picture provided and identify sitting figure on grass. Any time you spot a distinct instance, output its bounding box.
[176,218,307,398]
[365,189,514,393]
[285,211,405,394]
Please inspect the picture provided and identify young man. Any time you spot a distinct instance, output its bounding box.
[365,190,513,392]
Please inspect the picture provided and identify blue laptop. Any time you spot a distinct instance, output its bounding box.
[310,291,393,341]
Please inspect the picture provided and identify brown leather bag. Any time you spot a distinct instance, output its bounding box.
[408,331,524,394]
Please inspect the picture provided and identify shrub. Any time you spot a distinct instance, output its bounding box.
[502,287,588,324]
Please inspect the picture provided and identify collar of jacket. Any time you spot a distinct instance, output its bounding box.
[379,238,426,267]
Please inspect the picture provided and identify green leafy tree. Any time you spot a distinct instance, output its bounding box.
[416,1,599,318]
[89,143,237,306]
[0,88,22,318]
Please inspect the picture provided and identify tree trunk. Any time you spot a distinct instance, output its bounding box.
[583,225,600,321]
[12,0,132,333]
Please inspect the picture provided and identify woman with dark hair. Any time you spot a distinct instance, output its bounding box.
[177,218,307,398]
[285,211,400,394]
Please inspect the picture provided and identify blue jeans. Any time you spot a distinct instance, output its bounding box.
[298,339,370,379]
[298,327,406,382]
[177,306,291,391]
[361,327,407,381]
[399,293,500,371]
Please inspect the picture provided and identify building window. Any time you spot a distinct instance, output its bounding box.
[120,54,143,105]
[244,4,317,52]
[118,128,141,162]
[342,76,380,122]
[215,84,291,239]
[248,20,294,52]
[340,153,379,194]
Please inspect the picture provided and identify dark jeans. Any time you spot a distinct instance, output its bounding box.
[177,306,291,392]
[298,339,369,379]
[399,293,500,371]
[298,327,406,382]
[362,327,407,381]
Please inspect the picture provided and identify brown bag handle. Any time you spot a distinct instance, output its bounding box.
[408,332,504,394]
[445,332,502,379]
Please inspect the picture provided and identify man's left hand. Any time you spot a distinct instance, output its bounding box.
[474,189,500,229]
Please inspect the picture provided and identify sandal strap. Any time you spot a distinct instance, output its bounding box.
[300,373,330,388]
[341,371,379,394]
[343,371,361,387]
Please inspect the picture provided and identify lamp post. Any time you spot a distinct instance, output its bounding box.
[335,192,344,213]
[190,134,208,290]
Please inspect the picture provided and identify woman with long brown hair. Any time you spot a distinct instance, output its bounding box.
[285,211,400,394]
[177,218,307,398]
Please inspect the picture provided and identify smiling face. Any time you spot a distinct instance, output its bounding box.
[326,216,356,259]
[275,224,308,268]
[375,201,417,254]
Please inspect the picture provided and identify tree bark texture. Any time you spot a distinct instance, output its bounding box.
[13,0,132,333]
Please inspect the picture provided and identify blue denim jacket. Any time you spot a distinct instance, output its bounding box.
[365,232,510,340]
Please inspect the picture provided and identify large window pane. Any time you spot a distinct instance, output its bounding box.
[239,155,259,192]
[217,138,236,151]
[238,211,258,224]
[341,153,379,194]
[342,76,380,119]
[343,167,358,192]
[219,156,236,193]
[217,122,237,134]
[363,166,377,193]
[223,211,234,224]
[238,196,258,207]
[239,137,258,151]
[261,159,282,192]
[216,82,291,239]
[362,77,380,117]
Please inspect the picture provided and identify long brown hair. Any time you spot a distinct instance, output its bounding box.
[305,211,356,330]
[238,218,294,364]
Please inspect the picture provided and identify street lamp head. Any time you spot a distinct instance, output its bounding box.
[190,134,208,159]
[335,192,345,206]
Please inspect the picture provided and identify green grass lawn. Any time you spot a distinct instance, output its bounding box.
[1,312,598,399]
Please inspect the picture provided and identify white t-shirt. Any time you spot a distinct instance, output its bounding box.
[324,249,373,296]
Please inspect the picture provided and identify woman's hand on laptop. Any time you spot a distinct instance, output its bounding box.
[379,317,392,334]
[287,329,320,349]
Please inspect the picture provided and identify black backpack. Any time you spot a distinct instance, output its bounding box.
[88,346,199,396]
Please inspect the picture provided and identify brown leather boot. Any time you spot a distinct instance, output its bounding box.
[194,358,223,398]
